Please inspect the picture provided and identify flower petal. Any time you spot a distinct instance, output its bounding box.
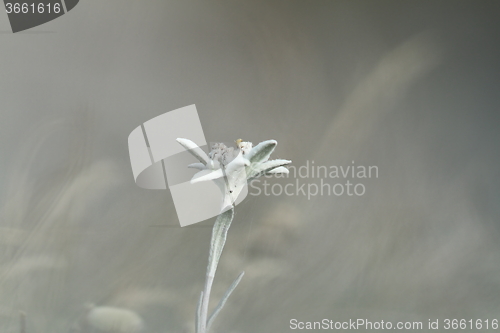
[225,154,250,174]
[191,169,225,184]
[266,166,289,174]
[176,138,210,165]
[246,140,277,163]
[188,163,206,170]
[247,159,291,179]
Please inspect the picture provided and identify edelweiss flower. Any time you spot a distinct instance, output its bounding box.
[176,138,291,211]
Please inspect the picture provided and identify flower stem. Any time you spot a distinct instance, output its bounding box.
[197,207,235,333]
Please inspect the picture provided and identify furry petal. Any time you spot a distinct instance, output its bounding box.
[176,138,210,165]
[191,169,225,184]
[246,140,277,163]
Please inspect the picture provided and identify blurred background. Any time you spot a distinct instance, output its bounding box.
[0,0,499,332]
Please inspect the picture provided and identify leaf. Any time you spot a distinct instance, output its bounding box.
[208,208,234,277]
[246,140,277,163]
[206,271,245,332]
[177,138,210,165]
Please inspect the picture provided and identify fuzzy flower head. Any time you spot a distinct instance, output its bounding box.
[208,142,238,167]
[176,138,291,212]
[236,139,253,155]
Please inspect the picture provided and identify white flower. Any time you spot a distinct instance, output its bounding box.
[176,138,291,211]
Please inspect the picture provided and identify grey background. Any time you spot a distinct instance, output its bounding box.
[0,1,499,332]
